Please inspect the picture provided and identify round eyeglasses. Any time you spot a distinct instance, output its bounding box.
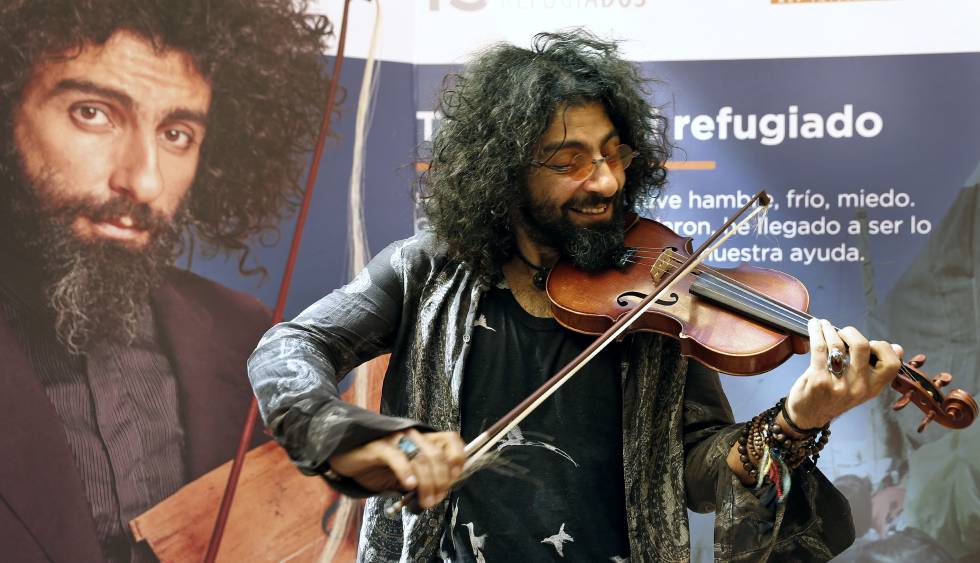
[531,144,639,182]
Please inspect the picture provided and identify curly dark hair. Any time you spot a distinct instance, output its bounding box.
[0,0,331,275]
[420,29,671,277]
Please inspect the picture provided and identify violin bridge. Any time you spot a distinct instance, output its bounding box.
[650,249,675,285]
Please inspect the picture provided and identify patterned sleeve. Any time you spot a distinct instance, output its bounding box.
[682,361,855,562]
[246,238,424,493]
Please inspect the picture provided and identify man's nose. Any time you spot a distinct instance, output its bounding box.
[109,131,164,204]
[582,159,620,198]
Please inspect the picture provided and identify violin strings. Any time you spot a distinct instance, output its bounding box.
[700,282,934,391]
[689,270,812,332]
[622,249,800,307]
[637,251,815,327]
[617,259,813,348]
[620,258,932,391]
[614,248,930,387]
[618,255,812,330]
[617,254,813,333]
[633,259,932,392]
[696,274,812,334]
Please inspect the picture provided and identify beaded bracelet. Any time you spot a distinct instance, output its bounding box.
[736,398,831,500]
[767,399,830,470]
[779,398,824,436]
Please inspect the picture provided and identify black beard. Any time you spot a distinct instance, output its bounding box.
[2,158,184,355]
[520,192,626,272]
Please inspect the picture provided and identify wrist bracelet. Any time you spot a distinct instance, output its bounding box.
[739,398,832,486]
[778,398,824,435]
[769,400,830,470]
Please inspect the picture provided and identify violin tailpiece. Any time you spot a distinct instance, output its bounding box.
[614,247,636,270]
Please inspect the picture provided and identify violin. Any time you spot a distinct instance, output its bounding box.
[387,191,976,515]
[547,211,977,432]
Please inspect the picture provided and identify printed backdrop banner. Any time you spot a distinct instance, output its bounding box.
[188,2,980,561]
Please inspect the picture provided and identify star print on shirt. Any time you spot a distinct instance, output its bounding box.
[463,522,488,563]
[541,523,575,557]
[495,426,579,467]
[473,313,496,332]
[437,499,463,562]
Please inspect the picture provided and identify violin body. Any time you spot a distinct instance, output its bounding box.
[547,216,810,375]
[547,214,977,431]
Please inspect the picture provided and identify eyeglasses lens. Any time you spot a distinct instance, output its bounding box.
[567,144,636,181]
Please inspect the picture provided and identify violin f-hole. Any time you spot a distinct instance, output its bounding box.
[618,291,679,307]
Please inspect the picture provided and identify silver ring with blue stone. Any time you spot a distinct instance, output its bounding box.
[398,435,420,461]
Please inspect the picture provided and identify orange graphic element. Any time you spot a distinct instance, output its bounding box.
[665,160,716,171]
[416,160,716,172]
[771,0,887,4]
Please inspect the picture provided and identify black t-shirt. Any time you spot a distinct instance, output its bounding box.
[439,285,630,561]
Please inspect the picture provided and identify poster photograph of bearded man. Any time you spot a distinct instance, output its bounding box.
[0,1,329,561]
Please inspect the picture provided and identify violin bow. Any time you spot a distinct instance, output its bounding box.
[387,191,774,515]
[203,2,354,561]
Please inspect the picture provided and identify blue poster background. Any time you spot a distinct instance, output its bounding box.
[191,51,980,561]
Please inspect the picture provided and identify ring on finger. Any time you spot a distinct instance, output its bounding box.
[398,436,420,461]
[827,347,849,379]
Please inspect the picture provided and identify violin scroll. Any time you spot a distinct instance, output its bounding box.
[890,355,978,432]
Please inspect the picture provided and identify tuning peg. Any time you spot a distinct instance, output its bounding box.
[932,372,952,389]
[893,391,913,411]
[909,353,927,368]
[917,411,936,433]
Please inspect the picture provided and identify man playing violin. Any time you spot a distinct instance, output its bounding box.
[248,30,904,561]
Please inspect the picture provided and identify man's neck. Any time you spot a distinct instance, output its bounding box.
[501,258,553,318]
[503,226,560,318]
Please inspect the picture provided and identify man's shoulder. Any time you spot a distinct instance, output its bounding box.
[160,268,271,326]
[379,229,459,273]
[388,229,447,258]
